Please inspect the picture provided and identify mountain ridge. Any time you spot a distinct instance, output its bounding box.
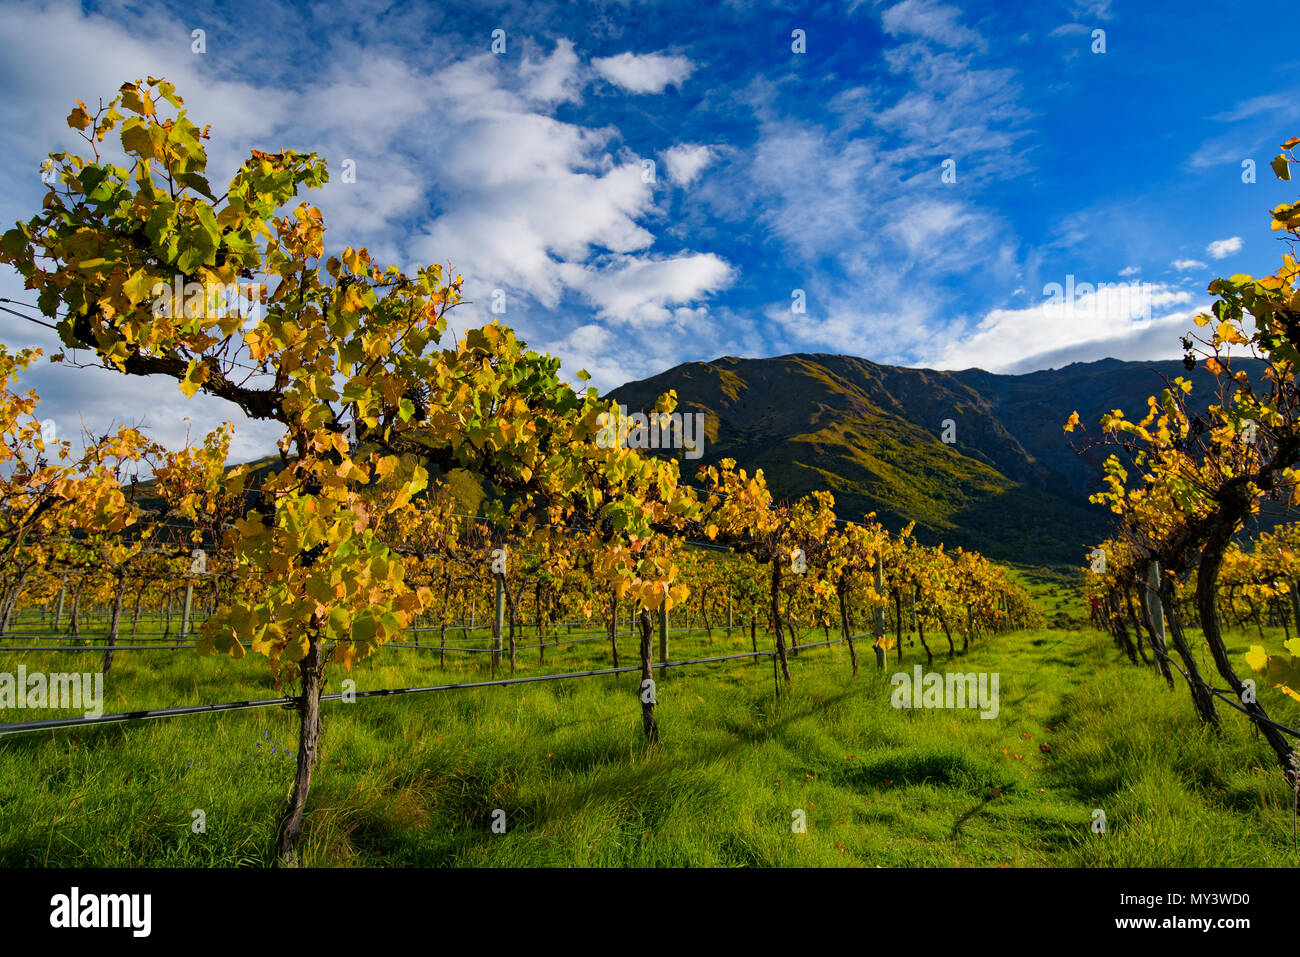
[605,352,1264,569]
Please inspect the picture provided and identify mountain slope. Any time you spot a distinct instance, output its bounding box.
[606,354,1261,569]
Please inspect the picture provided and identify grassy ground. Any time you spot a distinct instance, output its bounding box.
[1006,565,1089,629]
[0,606,1297,867]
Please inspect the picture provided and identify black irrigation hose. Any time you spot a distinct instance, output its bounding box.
[0,635,192,642]
[1205,687,1300,739]
[1136,635,1300,740]
[387,632,611,653]
[0,693,301,735]
[0,645,202,652]
[0,649,779,737]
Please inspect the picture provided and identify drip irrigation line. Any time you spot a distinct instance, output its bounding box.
[1204,686,1300,738]
[0,648,778,737]
[0,625,756,655]
[383,643,493,654]
[0,635,192,643]
[386,634,604,653]
[1136,630,1300,740]
[11,643,197,654]
[0,693,300,735]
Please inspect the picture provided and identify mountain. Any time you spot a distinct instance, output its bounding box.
[605,354,1265,569]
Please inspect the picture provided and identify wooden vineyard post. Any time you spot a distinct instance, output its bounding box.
[893,590,904,664]
[609,589,619,668]
[1145,561,1165,653]
[873,559,887,669]
[536,582,545,664]
[506,580,518,676]
[180,581,194,644]
[53,581,65,632]
[1139,564,1175,687]
[492,573,506,673]
[658,602,668,665]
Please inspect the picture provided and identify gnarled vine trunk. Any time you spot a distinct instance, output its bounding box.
[770,562,791,684]
[277,635,326,866]
[838,580,857,676]
[1156,570,1219,728]
[1197,518,1296,784]
[637,606,658,743]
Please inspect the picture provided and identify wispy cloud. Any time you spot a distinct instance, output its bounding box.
[880,0,986,51]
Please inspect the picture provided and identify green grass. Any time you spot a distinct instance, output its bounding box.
[0,611,1296,867]
[1005,565,1089,629]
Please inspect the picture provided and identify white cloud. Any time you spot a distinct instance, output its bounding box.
[560,253,734,325]
[1118,265,1140,276]
[0,0,293,185]
[880,0,986,50]
[519,38,584,104]
[987,317,1189,374]
[1172,259,1208,272]
[547,323,636,394]
[415,158,657,312]
[0,7,731,459]
[661,144,714,186]
[927,281,1199,372]
[592,52,694,94]
[1207,236,1242,259]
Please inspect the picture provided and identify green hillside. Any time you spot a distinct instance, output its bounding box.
[607,354,1265,569]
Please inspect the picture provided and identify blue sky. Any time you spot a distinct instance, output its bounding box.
[1,0,1298,461]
